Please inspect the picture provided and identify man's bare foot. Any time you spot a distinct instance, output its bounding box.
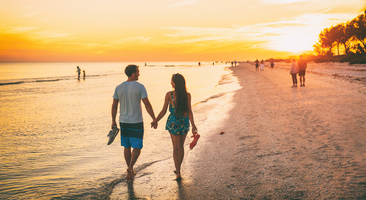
[127,168,134,180]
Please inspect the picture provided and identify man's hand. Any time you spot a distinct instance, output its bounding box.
[151,121,158,129]
[111,121,117,129]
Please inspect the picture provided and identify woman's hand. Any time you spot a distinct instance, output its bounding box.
[192,125,198,134]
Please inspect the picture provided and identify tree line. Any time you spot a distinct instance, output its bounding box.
[313,11,366,64]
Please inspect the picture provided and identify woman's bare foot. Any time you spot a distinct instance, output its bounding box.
[175,170,182,180]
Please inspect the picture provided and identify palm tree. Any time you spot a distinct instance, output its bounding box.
[349,13,366,53]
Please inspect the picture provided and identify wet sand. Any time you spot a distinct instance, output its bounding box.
[110,63,366,199]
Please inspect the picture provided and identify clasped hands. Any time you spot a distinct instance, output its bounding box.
[151,119,158,129]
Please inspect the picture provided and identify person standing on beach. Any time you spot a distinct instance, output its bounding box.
[298,55,307,86]
[111,64,156,180]
[152,73,198,180]
[289,58,299,87]
[260,59,264,71]
[255,59,259,71]
[270,58,275,70]
[76,66,81,79]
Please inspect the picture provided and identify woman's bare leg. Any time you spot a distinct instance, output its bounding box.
[170,133,187,179]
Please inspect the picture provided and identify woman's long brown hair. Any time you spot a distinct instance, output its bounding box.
[172,73,188,116]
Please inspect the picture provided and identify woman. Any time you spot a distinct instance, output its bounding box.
[260,59,264,71]
[290,58,299,87]
[152,73,198,179]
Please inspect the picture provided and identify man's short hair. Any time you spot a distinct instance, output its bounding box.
[125,65,138,77]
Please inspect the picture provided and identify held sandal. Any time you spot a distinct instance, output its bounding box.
[189,132,200,150]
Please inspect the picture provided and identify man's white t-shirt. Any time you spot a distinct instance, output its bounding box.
[113,81,148,123]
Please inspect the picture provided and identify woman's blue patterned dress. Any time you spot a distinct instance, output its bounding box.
[165,92,189,135]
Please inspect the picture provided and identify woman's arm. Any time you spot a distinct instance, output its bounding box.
[153,92,170,124]
[290,63,294,74]
[187,93,197,133]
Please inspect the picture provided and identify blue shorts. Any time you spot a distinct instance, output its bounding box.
[120,122,144,149]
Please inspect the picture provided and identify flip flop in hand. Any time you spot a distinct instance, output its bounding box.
[189,132,200,150]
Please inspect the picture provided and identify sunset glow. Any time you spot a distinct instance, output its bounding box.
[0,0,365,61]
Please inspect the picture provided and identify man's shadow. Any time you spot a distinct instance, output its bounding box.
[126,177,189,199]
[126,180,137,200]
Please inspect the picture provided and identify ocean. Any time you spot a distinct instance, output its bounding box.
[0,62,238,199]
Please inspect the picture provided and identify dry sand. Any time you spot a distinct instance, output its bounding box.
[179,63,366,199]
[110,63,366,199]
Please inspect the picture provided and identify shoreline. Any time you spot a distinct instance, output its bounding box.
[109,65,240,199]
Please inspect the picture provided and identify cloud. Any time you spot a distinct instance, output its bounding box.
[161,11,347,52]
[262,0,311,4]
[113,36,152,44]
[162,26,238,43]
[166,0,199,8]
[37,31,73,38]
[0,26,38,33]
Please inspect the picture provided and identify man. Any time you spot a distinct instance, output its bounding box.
[298,55,307,86]
[255,59,259,71]
[270,58,275,70]
[111,64,156,180]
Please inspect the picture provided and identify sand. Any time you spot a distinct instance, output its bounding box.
[110,63,366,199]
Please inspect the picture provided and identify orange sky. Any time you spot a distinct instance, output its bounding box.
[0,0,365,62]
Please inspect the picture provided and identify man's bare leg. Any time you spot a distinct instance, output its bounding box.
[124,147,132,167]
[300,76,304,86]
[127,148,141,180]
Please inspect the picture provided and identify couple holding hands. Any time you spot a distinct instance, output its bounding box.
[111,64,199,180]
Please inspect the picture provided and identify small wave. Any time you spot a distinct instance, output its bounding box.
[194,92,230,106]
[0,81,25,86]
[54,159,166,199]
[0,74,112,86]
[0,78,64,86]
[35,79,60,83]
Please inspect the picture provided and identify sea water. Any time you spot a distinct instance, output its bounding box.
[0,62,237,199]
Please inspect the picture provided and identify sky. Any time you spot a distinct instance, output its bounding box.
[0,0,365,62]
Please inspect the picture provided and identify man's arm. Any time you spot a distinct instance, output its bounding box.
[142,97,156,127]
[111,98,119,129]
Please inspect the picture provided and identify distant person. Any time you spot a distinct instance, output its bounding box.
[255,59,259,71]
[198,62,201,66]
[152,73,198,180]
[298,55,307,86]
[83,70,86,79]
[270,58,275,70]
[111,64,157,180]
[260,59,264,71]
[76,66,81,79]
[289,58,299,87]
